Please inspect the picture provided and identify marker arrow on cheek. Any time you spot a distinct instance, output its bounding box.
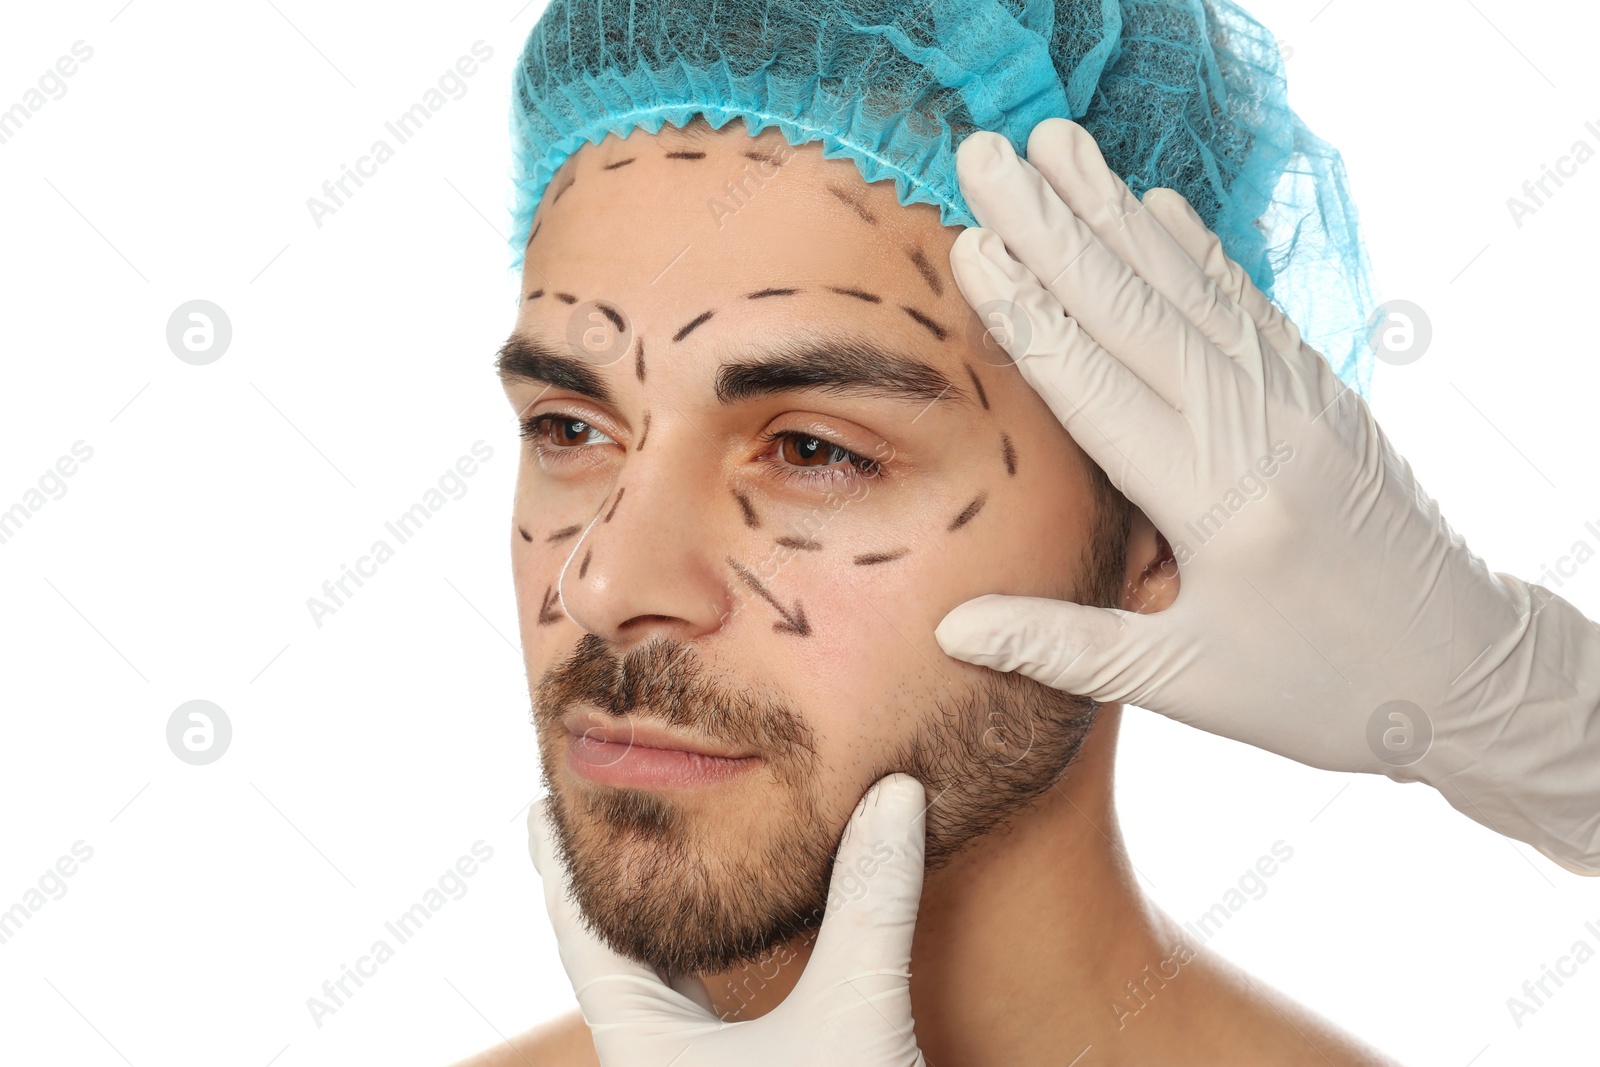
[538,584,564,625]
[725,557,811,637]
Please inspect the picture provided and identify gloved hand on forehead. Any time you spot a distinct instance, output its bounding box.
[937,117,1600,875]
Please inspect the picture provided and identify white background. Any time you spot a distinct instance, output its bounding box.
[0,1,1596,1064]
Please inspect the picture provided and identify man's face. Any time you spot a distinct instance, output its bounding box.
[502,119,1126,978]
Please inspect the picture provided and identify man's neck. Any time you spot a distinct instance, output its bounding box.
[691,706,1210,1062]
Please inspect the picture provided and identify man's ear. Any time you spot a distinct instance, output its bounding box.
[1120,507,1178,614]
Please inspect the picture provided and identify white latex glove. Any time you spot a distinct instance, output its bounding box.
[528,773,929,1064]
[935,117,1600,874]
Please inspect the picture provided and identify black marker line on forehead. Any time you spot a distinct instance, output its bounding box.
[578,548,593,579]
[603,157,636,170]
[906,247,944,297]
[603,487,625,523]
[526,288,545,301]
[1001,434,1017,476]
[518,526,533,542]
[555,292,577,305]
[854,547,910,566]
[673,310,715,342]
[734,491,761,528]
[948,492,987,531]
[829,286,882,305]
[748,288,800,299]
[597,303,625,331]
[525,220,541,252]
[964,364,990,410]
[828,185,878,225]
[775,536,821,551]
[547,524,581,544]
[666,149,707,160]
[903,306,949,342]
[552,177,577,204]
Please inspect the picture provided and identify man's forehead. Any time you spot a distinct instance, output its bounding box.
[521,122,959,302]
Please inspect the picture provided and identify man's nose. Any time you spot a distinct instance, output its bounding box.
[556,425,736,647]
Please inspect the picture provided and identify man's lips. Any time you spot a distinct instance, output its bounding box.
[562,709,763,790]
[560,709,758,760]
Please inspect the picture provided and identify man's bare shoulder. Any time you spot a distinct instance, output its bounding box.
[1184,950,1404,1066]
[446,1008,598,1067]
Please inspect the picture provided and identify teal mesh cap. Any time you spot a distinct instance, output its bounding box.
[508,0,1378,397]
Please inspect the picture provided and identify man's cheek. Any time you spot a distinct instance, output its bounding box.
[775,589,931,771]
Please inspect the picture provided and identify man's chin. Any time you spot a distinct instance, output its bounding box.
[546,781,840,977]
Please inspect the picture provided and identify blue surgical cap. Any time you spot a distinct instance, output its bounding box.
[509,0,1378,398]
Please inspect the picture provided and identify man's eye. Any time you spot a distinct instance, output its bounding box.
[522,413,615,452]
[760,431,884,488]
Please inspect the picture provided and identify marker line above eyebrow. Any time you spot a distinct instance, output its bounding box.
[964,363,990,410]
[603,157,637,170]
[902,305,949,342]
[744,149,786,167]
[673,309,715,342]
[947,492,987,531]
[906,246,944,296]
[526,288,545,300]
[555,292,577,305]
[828,286,882,305]
[828,185,877,225]
[854,547,910,566]
[747,288,801,299]
[665,150,707,160]
[597,303,625,331]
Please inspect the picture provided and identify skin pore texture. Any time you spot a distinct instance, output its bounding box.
[456,117,1398,1067]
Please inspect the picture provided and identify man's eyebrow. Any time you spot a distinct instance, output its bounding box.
[714,335,971,407]
[496,334,619,407]
[496,331,974,409]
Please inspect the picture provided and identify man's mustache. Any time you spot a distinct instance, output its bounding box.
[533,632,818,765]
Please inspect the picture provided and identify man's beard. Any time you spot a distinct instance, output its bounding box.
[533,630,1099,979]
